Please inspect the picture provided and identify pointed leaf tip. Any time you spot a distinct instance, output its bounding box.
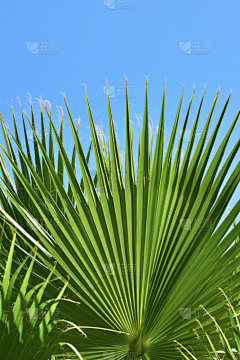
[217,86,220,96]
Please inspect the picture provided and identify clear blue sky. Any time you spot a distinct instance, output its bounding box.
[0,0,239,220]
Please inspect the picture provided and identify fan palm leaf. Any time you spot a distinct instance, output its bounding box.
[0,82,239,359]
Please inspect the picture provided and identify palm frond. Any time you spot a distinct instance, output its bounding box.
[0,83,239,359]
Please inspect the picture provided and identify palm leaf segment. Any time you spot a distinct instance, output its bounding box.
[175,288,240,360]
[0,227,84,360]
[0,81,240,359]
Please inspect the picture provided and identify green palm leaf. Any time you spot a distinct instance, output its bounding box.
[0,226,84,359]
[0,83,239,359]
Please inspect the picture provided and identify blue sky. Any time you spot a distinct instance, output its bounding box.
[0,0,239,220]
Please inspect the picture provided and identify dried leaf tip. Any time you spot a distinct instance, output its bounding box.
[16,96,21,107]
[164,79,168,89]
[54,261,57,267]
[67,275,70,283]
[45,100,52,113]
[217,86,220,96]
[123,74,128,87]
[81,83,87,94]
[204,84,207,95]
[142,73,149,86]
[103,78,108,89]
[229,88,233,98]
[174,340,181,345]
[192,84,195,94]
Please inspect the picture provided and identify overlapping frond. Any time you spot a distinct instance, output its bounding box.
[0,227,84,360]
